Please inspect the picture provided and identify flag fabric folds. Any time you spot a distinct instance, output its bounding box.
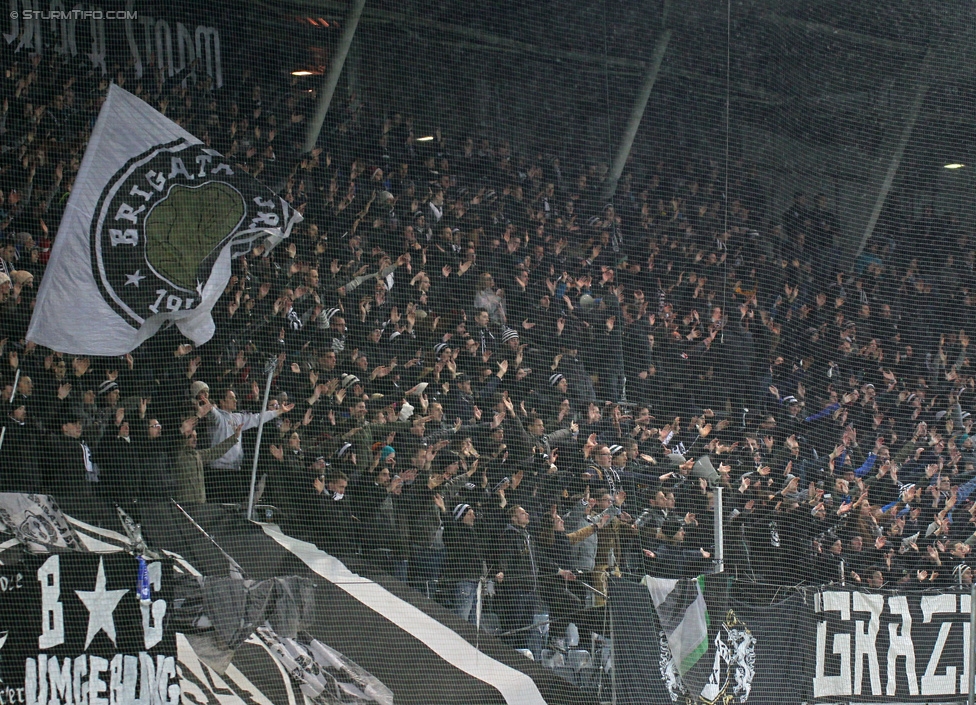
[642,575,710,697]
[27,83,302,355]
[0,493,84,552]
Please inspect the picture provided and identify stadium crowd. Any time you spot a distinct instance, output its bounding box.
[1,47,975,650]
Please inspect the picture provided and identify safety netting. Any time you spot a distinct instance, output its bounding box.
[0,1,973,703]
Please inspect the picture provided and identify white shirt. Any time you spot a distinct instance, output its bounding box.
[206,406,278,470]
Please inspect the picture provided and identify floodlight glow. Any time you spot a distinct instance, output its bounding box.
[416,136,434,142]
[944,163,965,169]
[291,70,314,76]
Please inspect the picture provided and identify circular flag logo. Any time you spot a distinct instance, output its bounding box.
[91,139,273,326]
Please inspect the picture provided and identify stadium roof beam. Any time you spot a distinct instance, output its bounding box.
[761,12,928,55]
[280,0,647,69]
[851,48,935,266]
[303,0,366,154]
[275,0,788,104]
[276,2,936,112]
[602,28,673,202]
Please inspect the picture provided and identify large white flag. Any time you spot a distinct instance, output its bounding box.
[27,84,302,355]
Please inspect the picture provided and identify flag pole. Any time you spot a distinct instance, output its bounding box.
[610,594,617,705]
[0,368,22,453]
[246,355,277,521]
[10,369,20,404]
[713,486,724,573]
[171,499,249,580]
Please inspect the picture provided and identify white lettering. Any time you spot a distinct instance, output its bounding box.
[17,0,37,53]
[128,185,153,202]
[114,204,145,225]
[49,2,68,56]
[852,592,883,696]
[814,591,851,697]
[155,657,177,705]
[250,212,279,229]
[3,0,18,46]
[175,23,194,82]
[921,594,956,695]
[886,595,918,696]
[38,557,64,649]
[25,659,36,705]
[20,9,137,20]
[144,171,165,193]
[136,655,153,705]
[194,26,221,88]
[24,651,181,705]
[48,656,72,705]
[148,290,166,315]
[64,8,77,57]
[211,163,233,176]
[25,654,173,705]
[119,656,140,705]
[138,15,154,72]
[193,154,212,178]
[109,230,139,247]
[123,2,141,79]
[166,158,191,181]
[0,685,27,704]
[72,656,87,705]
[38,656,48,705]
[8,9,217,87]
[87,657,107,705]
[153,20,172,78]
[108,655,122,705]
[87,10,106,74]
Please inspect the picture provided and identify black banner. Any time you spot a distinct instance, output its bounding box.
[813,588,972,703]
[611,578,976,705]
[0,554,176,705]
[1,0,237,90]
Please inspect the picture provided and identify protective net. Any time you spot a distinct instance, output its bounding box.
[0,0,972,703]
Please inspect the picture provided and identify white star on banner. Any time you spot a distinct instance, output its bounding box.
[124,270,146,287]
[75,558,128,649]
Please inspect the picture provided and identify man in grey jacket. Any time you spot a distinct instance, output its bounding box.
[564,490,599,573]
[197,388,294,503]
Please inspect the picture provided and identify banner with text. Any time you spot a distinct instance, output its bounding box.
[2,0,233,89]
[612,580,974,705]
[0,554,176,705]
[813,588,972,703]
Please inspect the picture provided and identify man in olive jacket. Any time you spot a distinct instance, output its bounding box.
[174,415,242,503]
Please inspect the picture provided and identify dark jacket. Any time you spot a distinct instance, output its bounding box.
[42,433,100,498]
[442,521,487,585]
[495,523,538,593]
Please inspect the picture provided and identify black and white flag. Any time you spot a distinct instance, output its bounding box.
[27,84,302,355]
